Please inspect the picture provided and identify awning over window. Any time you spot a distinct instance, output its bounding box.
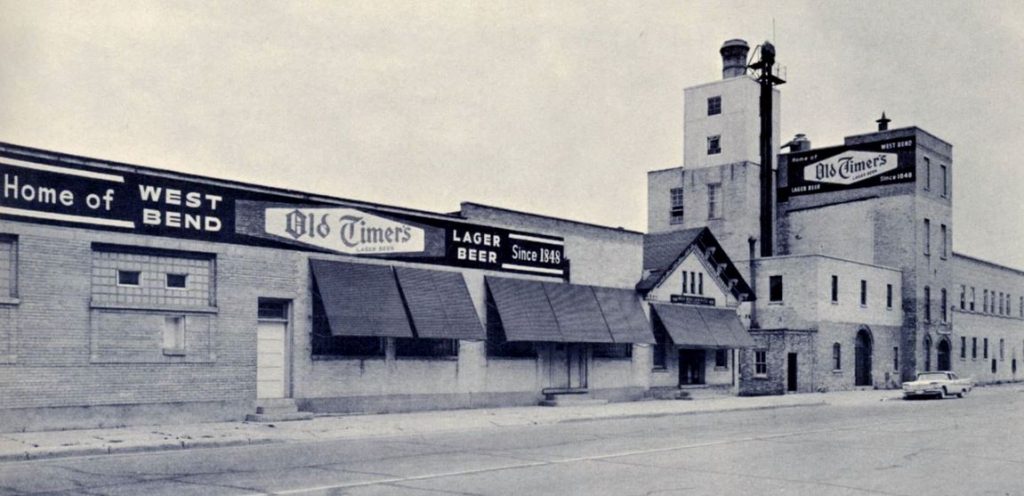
[310,259,413,338]
[485,276,563,342]
[485,277,653,344]
[592,286,656,344]
[650,303,718,347]
[697,306,756,348]
[650,303,754,349]
[395,267,485,340]
[543,282,615,343]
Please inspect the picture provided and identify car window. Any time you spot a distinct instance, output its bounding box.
[917,373,948,381]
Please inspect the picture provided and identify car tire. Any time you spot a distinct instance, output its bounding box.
[956,391,964,398]
[942,387,948,399]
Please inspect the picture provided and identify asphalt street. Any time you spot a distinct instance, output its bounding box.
[2,389,1023,496]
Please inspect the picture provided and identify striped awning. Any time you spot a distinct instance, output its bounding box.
[486,276,652,343]
[650,303,754,349]
[310,259,413,338]
[394,266,485,340]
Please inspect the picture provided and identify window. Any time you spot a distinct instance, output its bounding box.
[1020,296,1023,318]
[860,280,868,306]
[166,273,187,289]
[971,287,976,311]
[893,346,899,371]
[769,275,783,302]
[1000,338,1004,361]
[681,271,688,294]
[923,219,930,255]
[0,236,16,298]
[998,292,1004,315]
[886,284,893,309]
[941,163,948,197]
[984,290,989,313]
[832,343,841,370]
[940,224,947,259]
[923,335,932,371]
[940,288,947,323]
[984,338,988,359]
[707,135,721,155]
[715,349,728,367]
[754,350,767,376]
[93,245,216,307]
[831,275,839,303]
[707,96,722,116]
[396,338,458,358]
[960,336,966,359]
[118,270,141,286]
[698,273,704,295]
[707,183,722,218]
[258,299,289,320]
[162,316,185,354]
[690,271,697,294]
[972,337,977,359]
[669,187,684,224]
[923,286,931,322]
[959,285,966,310]
[924,157,931,190]
[594,343,633,359]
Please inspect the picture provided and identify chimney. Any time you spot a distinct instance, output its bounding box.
[876,112,891,131]
[720,39,750,79]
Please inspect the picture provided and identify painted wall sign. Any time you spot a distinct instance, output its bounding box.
[265,207,426,255]
[670,295,716,306]
[0,149,568,277]
[780,137,916,200]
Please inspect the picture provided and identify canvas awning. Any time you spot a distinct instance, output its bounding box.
[696,306,756,348]
[394,266,485,340]
[650,303,718,347]
[485,276,563,342]
[592,286,656,344]
[310,259,413,338]
[485,277,652,343]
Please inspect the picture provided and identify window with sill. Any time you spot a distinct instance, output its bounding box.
[669,187,684,225]
[707,96,721,116]
[754,350,767,376]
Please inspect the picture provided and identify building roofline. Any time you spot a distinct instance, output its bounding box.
[459,202,643,235]
[843,125,952,147]
[647,166,683,175]
[952,251,1024,276]
[0,141,465,222]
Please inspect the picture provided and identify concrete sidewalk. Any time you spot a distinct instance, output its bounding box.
[0,388,907,463]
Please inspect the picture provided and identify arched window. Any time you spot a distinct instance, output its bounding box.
[833,343,842,370]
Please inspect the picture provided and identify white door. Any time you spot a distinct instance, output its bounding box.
[256,321,287,399]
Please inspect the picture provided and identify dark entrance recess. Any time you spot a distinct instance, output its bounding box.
[937,339,951,371]
[678,349,706,385]
[855,328,873,386]
[787,353,798,392]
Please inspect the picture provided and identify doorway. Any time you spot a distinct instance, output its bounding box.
[257,299,290,400]
[787,353,798,392]
[551,343,588,390]
[937,338,951,371]
[854,328,873,387]
[679,349,706,385]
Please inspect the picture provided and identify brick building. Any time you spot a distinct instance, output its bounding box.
[0,143,665,432]
[647,39,1024,393]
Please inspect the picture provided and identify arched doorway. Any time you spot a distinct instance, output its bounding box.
[937,338,951,371]
[855,328,873,386]
[923,335,932,372]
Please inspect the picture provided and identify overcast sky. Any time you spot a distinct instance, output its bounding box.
[2,0,1023,269]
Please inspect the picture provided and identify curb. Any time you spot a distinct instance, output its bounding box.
[1,436,283,463]
[557,401,828,424]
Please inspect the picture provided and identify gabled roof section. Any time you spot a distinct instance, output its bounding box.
[636,227,754,301]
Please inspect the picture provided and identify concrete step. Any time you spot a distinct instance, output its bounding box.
[245,411,315,423]
[539,394,609,407]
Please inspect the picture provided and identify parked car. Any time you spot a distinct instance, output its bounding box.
[902,371,973,399]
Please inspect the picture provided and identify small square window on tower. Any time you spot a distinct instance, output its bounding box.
[707,96,722,116]
[707,135,721,155]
